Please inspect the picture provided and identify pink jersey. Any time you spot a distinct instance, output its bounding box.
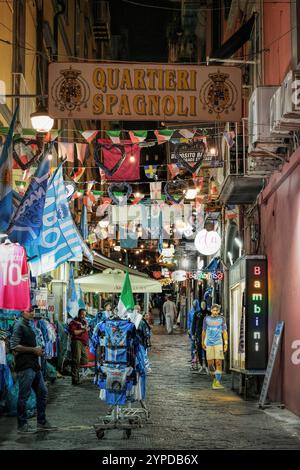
[0,243,30,311]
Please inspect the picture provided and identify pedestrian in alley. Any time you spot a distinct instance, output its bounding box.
[69,308,90,385]
[202,304,228,390]
[10,306,57,434]
[163,295,177,334]
[191,300,209,374]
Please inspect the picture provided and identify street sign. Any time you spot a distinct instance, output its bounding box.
[48,63,242,121]
[258,321,285,408]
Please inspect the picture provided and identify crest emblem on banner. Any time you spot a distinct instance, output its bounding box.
[199,71,238,118]
[51,67,90,114]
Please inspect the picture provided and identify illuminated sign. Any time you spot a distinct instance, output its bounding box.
[48,63,242,121]
[194,229,221,255]
[245,258,268,369]
[171,270,224,282]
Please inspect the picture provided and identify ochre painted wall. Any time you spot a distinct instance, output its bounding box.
[263,1,292,85]
[259,148,300,416]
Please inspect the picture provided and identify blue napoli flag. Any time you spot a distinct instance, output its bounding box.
[8,151,50,245]
[27,164,89,276]
[67,264,79,318]
[0,108,18,232]
[80,202,88,240]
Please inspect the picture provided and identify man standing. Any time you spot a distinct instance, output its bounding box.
[163,295,177,334]
[202,304,228,389]
[10,306,56,433]
[69,308,89,385]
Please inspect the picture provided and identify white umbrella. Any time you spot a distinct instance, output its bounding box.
[75,268,162,293]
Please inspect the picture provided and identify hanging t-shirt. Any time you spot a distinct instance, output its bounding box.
[0,244,30,311]
[203,315,227,347]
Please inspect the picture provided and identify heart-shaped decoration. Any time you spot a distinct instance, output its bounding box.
[94,143,127,177]
[108,182,132,205]
[13,138,44,170]
[164,179,188,204]
[173,141,206,174]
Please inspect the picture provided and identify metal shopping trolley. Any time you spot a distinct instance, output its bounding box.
[92,316,150,439]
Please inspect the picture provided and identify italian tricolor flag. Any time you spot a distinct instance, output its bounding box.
[106,130,121,144]
[118,272,143,328]
[129,130,148,143]
[118,272,134,317]
[154,129,175,144]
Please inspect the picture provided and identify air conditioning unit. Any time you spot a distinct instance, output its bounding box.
[248,86,283,154]
[277,69,300,130]
[270,87,291,137]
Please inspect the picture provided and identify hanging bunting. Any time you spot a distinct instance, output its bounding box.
[144,165,158,179]
[58,142,74,162]
[75,143,88,164]
[71,167,85,182]
[80,130,98,143]
[154,129,175,144]
[129,130,148,143]
[150,182,162,200]
[131,194,144,205]
[193,176,204,191]
[168,163,180,178]
[178,129,196,139]
[106,130,121,144]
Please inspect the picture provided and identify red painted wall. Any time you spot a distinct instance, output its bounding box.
[259,149,300,416]
[263,1,292,85]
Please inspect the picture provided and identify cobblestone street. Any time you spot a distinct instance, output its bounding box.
[1,327,300,450]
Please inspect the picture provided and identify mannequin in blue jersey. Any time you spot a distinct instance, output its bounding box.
[202,304,228,389]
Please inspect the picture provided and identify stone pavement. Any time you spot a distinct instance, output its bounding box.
[1,326,300,450]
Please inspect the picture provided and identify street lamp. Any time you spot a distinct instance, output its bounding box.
[30,106,54,133]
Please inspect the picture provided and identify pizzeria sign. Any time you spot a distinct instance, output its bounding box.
[48,63,242,121]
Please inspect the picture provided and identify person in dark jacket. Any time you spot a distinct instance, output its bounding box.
[10,306,57,433]
[191,301,209,374]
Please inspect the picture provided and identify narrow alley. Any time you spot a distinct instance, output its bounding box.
[1,328,299,451]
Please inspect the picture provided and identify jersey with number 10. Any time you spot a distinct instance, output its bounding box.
[0,244,30,310]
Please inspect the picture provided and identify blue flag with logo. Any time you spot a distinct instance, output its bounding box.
[0,108,18,232]
[8,152,50,245]
[67,264,79,318]
[27,164,88,276]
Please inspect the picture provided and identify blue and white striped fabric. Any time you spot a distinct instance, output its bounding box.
[27,165,84,276]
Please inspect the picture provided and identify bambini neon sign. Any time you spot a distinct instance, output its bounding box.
[245,257,268,369]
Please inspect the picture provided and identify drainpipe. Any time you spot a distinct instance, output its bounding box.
[53,0,66,62]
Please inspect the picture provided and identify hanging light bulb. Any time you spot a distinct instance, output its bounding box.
[129,155,135,163]
[30,106,54,133]
[135,192,141,198]
[48,152,53,161]
[209,147,217,156]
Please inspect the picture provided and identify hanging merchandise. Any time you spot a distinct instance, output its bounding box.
[164,179,188,204]
[106,130,121,144]
[0,107,18,232]
[129,130,148,143]
[154,129,175,144]
[144,165,158,179]
[108,182,132,205]
[150,182,162,200]
[170,140,207,174]
[97,140,141,181]
[8,153,50,247]
[0,242,30,311]
[26,164,93,277]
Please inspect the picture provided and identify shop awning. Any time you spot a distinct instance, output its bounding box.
[75,269,162,294]
[83,251,148,279]
[210,13,256,60]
